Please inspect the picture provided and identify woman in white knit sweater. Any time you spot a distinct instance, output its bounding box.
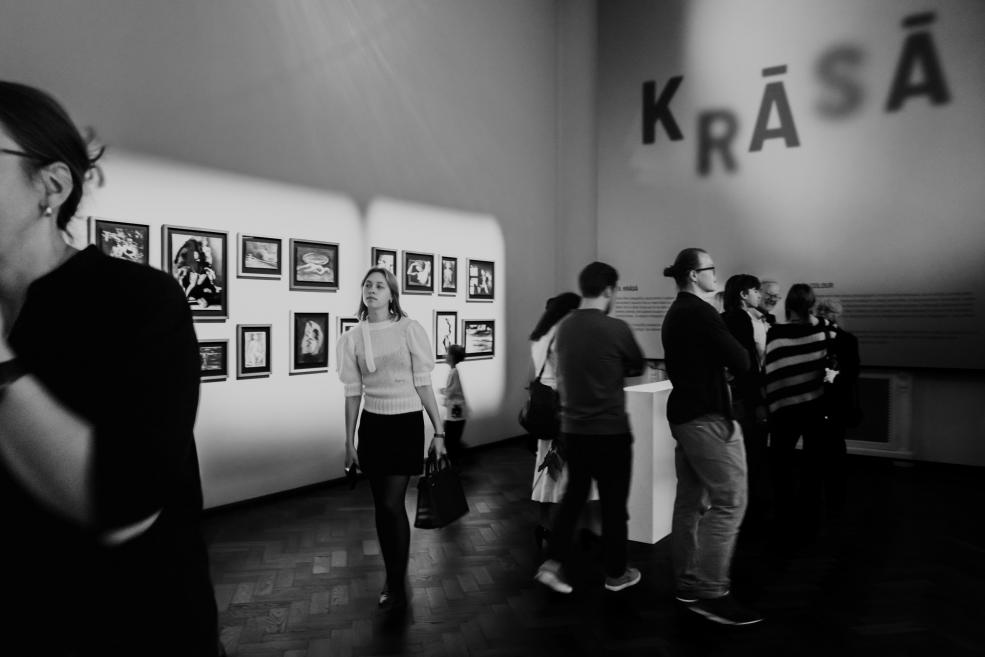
[337,267,446,610]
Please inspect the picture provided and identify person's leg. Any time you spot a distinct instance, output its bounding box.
[740,413,770,527]
[369,474,412,596]
[768,411,801,526]
[547,435,593,565]
[590,434,633,579]
[444,420,465,463]
[670,426,707,598]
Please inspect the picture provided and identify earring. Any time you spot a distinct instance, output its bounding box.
[42,205,53,217]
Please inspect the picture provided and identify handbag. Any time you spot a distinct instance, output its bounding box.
[414,454,469,529]
[518,338,561,442]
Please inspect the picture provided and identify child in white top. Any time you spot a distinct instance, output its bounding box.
[439,344,467,461]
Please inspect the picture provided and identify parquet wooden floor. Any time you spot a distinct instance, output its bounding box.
[204,439,985,657]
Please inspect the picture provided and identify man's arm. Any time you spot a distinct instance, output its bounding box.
[621,322,647,378]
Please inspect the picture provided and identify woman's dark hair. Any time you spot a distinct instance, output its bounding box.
[529,292,580,340]
[357,267,407,321]
[723,274,761,312]
[785,283,816,321]
[663,248,707,288]
[0,81,105,231]
[446,344,466,365]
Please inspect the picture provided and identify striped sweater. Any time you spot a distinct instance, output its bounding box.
[763,320,833,414]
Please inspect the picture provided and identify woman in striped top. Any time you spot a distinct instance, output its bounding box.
[763,283,834,538]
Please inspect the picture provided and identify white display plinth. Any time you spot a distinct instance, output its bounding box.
[625,381,676,544]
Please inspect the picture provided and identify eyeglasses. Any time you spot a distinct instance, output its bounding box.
[693,266,716,273]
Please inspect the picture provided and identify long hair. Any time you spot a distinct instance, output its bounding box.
[357,267,406,320]
[723,274,761,312]
[529,292,580,340]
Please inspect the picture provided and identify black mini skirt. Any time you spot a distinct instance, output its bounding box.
[357,410,426,475]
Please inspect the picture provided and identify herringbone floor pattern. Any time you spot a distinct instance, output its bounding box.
[204,440,985,657]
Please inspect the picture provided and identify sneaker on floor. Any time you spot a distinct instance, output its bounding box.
[686,594,763,625]
[534,559,573,594]
[604,567,641,592]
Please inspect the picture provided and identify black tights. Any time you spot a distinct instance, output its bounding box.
[369,474,411,592]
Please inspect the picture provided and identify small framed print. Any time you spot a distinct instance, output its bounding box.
[163,225,229,321]
[89,217,150,266]
[439,256,458,296]
[462,319,495,359]
[403,251,434,294]
[290,239,338,292]
[434,310,458,360]
[290,312,329,375]
[371,247,398,276]
[467,259,495,302]
[198,339,228,382]
[338,317,359,335]
[237,324,272,379]
[238,234,282,279]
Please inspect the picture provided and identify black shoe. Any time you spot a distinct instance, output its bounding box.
[378,585,407,610]
[686,594,763,626]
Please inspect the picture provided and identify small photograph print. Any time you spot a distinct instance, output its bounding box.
[439,256,458,295]
[198,339,228,382]
[164,225,229,321]
[238,234,282,279]
[237,324,272,379]
[338,317,359,335]
[462,319,495,359]
[467,259,495,302]
[403,251,434,294]
[90,217,150,266]
[290,312,329,374]
[290,239,339,291]
[371,247,398,276]
[434,310,458,360]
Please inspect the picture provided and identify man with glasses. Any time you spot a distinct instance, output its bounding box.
[758,280,782,325]
[661,248,762,626]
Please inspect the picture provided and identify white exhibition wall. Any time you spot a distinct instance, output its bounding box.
[72,152,505,508]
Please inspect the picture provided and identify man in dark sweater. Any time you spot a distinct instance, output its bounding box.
[534,261,646,594]
[661,248,762,626]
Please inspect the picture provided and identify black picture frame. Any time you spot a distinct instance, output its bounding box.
[89,217,151,266]
[402,251,434,294]
[434,310,458,360]
[290,239,339,292]
[198,339,228,382]
[338,317,359,336]
[439,256,458,296]
[462,319,495,359]
[371,247,398,276]
[290,311,329,374]
[237,324,272,379]
[467,259,495,302]
[163,224,229,321]
[238,234,282,279]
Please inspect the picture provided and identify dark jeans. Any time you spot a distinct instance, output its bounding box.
[739,413,771,523]
[444,420,466,462]
[549,433,633,578]
[670,414,747,599]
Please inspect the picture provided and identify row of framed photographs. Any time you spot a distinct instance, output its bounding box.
[199,311,495,382]
[89,218,497,325]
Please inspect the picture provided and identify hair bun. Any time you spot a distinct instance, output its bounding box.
[662,265,676,277]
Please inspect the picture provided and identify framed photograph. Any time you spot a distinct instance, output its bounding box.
[467,259,495,302]
[371,247,398,276]
[402,251,434,294]
[338,317,359,335]
[163,225,229,321]
[290,239,338,292]
[290,312,329,375]
[89,217,151,266]
[462,319,495,359]
[439,256,458,295]
[237,234,282,279]
[237,324,272,379]
[434,311,458,360]
[198,339,228,382]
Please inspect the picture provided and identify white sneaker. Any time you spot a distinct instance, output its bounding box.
[604,567,642,592]
[534,559,573,594]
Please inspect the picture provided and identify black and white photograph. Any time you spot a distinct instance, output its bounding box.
[89,217,150,265]
[198,339,228,382]
[433,310,457,360]
[402,250,434,294]
[289,311,329,374]
[371,247,397,276]
[163,225,228,321]
[439,256,458,295]
[238,234,282,279]
[237,324,272,379]
[290,239,338,291]
[338,316,358,335]
[467,258,494,302]
[462,319,494,359]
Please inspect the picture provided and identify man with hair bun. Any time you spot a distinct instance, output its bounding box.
[661,248,763,626]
